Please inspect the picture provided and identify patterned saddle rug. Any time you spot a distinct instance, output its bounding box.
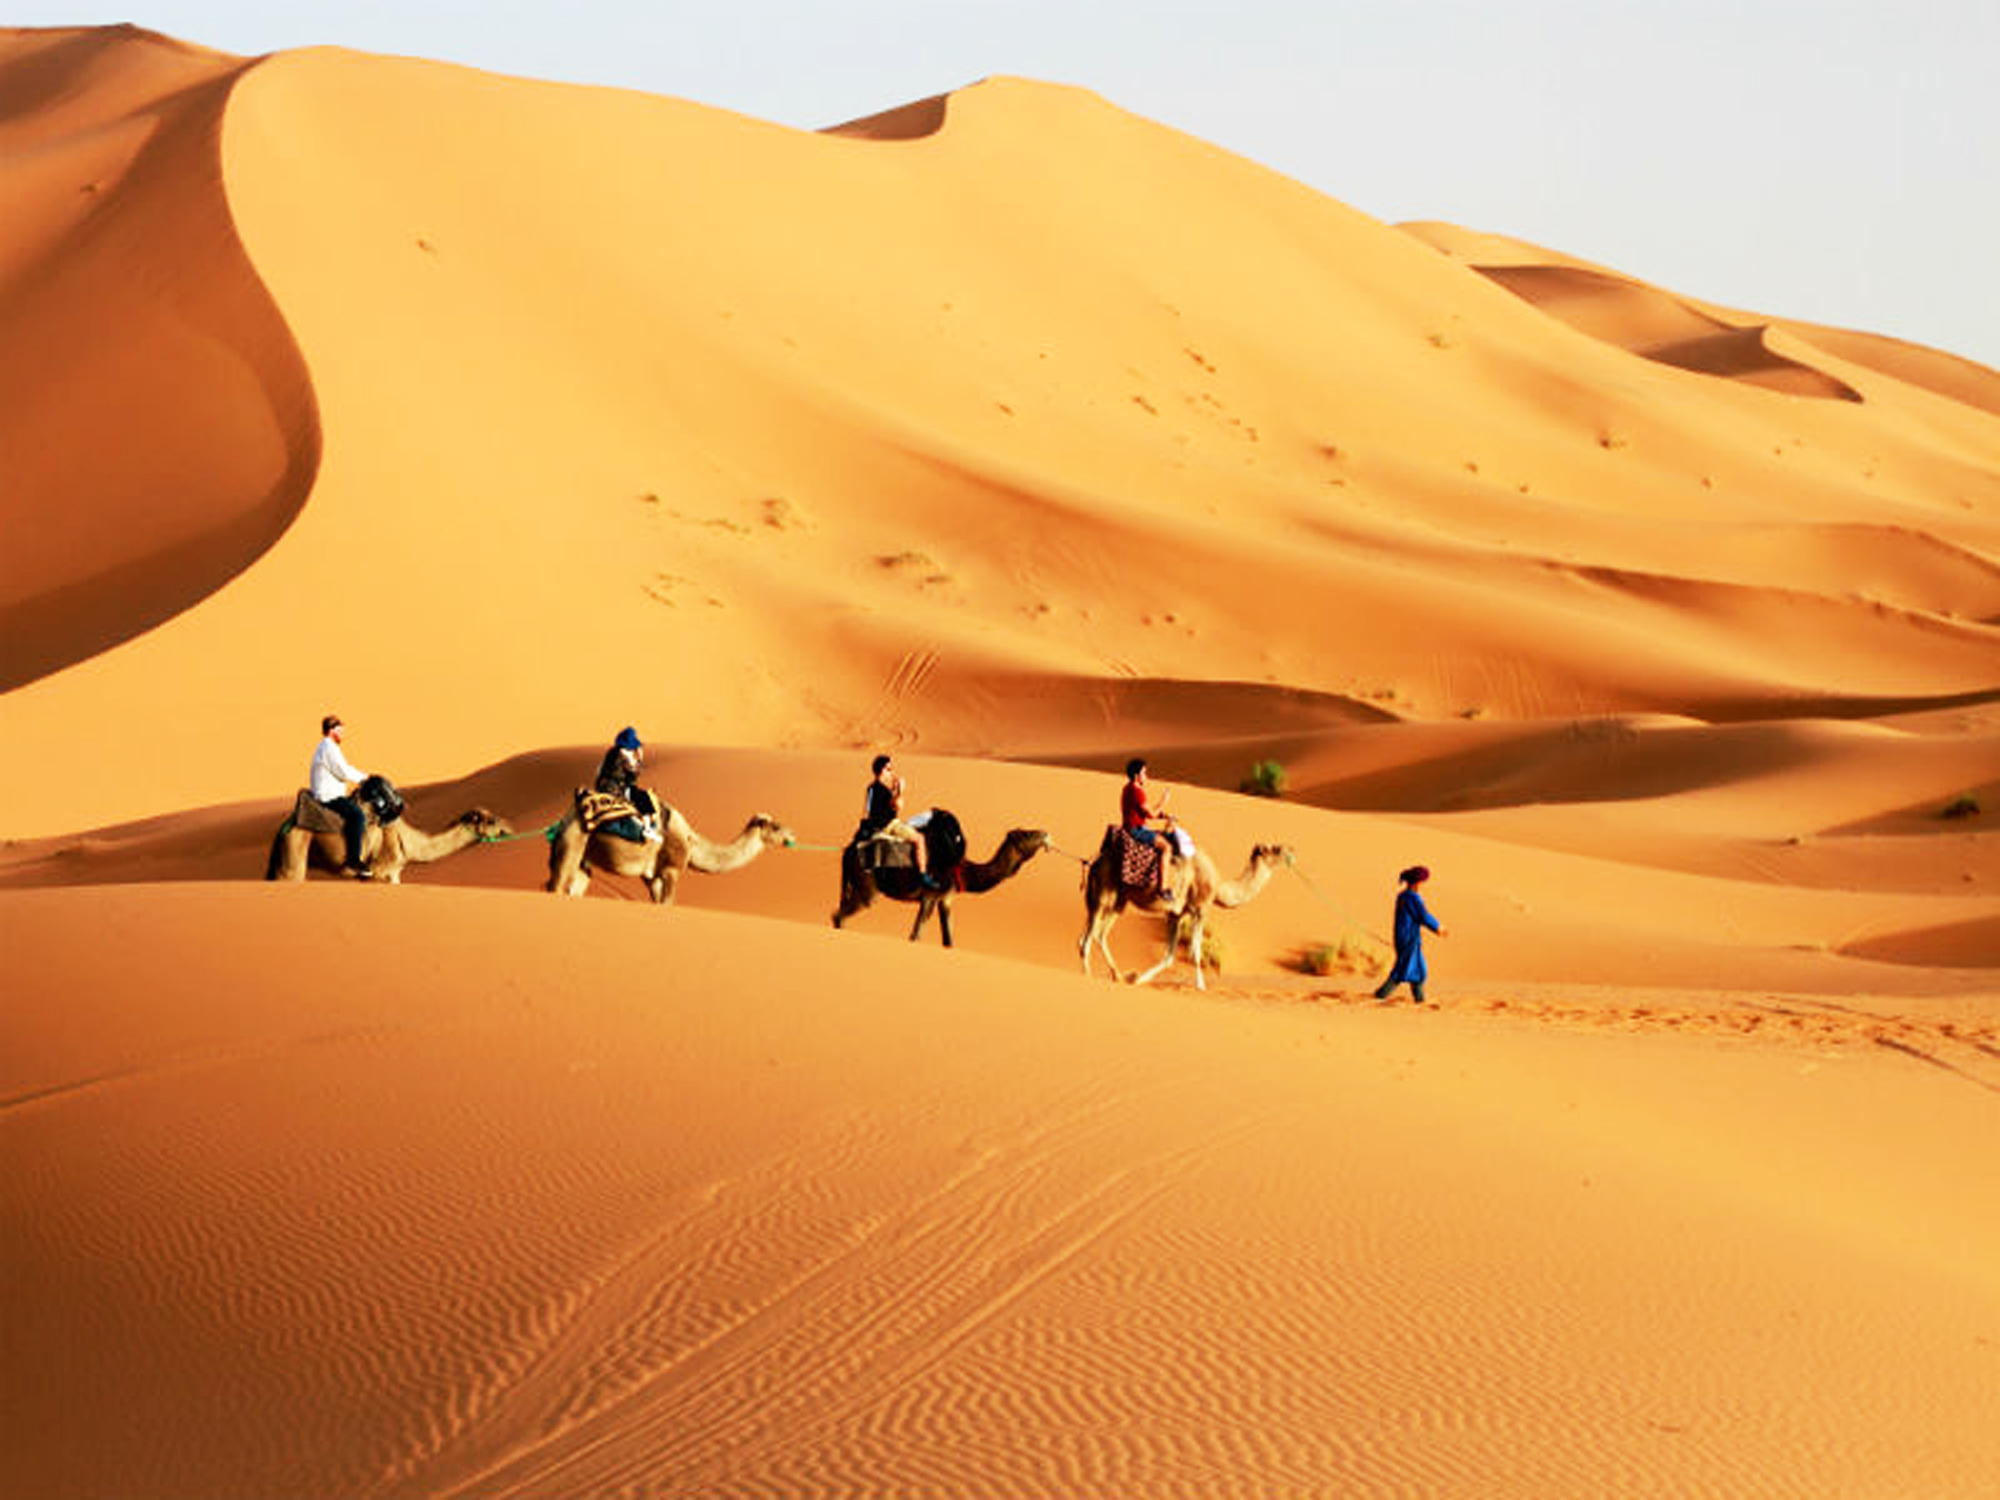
[1112,825,1162,897]
[575,787,663,838]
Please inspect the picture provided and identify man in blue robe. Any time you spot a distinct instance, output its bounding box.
[1375,865,1445,1003]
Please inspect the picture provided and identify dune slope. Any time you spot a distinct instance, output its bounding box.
[4,884,1997,1499]
[0,41,1995,832]
[0,27,319,692]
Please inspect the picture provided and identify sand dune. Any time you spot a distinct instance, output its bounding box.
[0,26,319,692]
[3,24,1998,1499]
[2,42,1997,831]
[6,884,1999,1499]
[1405,218,2000,419]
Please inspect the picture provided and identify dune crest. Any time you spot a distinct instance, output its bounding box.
[1406,218,2000,413]
[1462,262,1861,399]
[0,27,321,691]
[823,89,950,140]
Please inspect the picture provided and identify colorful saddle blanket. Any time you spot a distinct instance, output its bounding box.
[1114,825,1162,896]
[575,787,661,837]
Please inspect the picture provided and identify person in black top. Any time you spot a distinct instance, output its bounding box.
[858,753,937,886]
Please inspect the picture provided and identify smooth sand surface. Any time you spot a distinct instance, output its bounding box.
[4,25,1997,1499]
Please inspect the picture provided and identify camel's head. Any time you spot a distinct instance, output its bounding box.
[747,813,796,847]
[458,808,513,839]
[1008,828,1053,856]
[1252,842,1295,869]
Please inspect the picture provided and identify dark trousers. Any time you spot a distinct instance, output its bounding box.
[1374,978,1427,1003]
[327,795,368,867]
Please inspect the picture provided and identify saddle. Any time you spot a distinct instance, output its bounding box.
[291,790,346,835]
[292,775,405,834]
[575,786,662,838]
[1111,825,1162,897]
[850,809,967,877]
[853,832,918,872]
[1112,825,1195,900]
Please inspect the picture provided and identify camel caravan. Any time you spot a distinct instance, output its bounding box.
[268,721,1310,989]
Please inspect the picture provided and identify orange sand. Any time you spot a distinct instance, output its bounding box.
[3,25,1997,1498]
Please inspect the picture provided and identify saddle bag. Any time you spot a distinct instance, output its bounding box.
[357,774,405,825]
[922,809,967,873]
[855,834,916,872]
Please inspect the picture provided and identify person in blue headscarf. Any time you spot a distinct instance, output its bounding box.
[594,726,658,841]
[1374,865,1446,1004]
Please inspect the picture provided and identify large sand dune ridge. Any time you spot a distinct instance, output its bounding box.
[2,31,1997,832]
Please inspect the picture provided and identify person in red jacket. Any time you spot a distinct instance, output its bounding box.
[1120,757,1177,887]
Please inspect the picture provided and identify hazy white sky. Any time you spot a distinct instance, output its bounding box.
[16,1,2000,369]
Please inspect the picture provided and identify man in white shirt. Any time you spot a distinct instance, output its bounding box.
[310,713,373,876]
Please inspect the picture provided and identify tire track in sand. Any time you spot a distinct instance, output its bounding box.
[389,1064,1269,1500]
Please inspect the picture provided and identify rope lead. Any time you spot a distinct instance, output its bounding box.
[1285,859,1391,948]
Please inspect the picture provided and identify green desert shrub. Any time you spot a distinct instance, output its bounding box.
[1942,794,1982,820]
[1298,936,1383,977]
[1240,759,1287,798]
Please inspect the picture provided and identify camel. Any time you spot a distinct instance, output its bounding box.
[266,805,513,884]
[1079,829,1293,990]
[546,803,793,904]
[833,813,1051,946]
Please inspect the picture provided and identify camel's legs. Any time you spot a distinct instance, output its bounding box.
[1083,908,1126,981]
[1079,910,1101,975]
[833,863,874,930]
[1130,910,1183,988]
[652,860,684,906]
[547,821,587,896]
[904,893,952,945]
[367,827,405,885]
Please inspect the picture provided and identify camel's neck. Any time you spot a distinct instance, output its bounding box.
[397,819,483,862]
[1213,857,1280,909]
[686,827,771,874]
[961,839,1036,894]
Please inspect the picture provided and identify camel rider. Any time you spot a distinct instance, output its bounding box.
[310,714,373,878]
[1121,757,1179,885]
[859,754,941,889]
[595,726,660,842]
